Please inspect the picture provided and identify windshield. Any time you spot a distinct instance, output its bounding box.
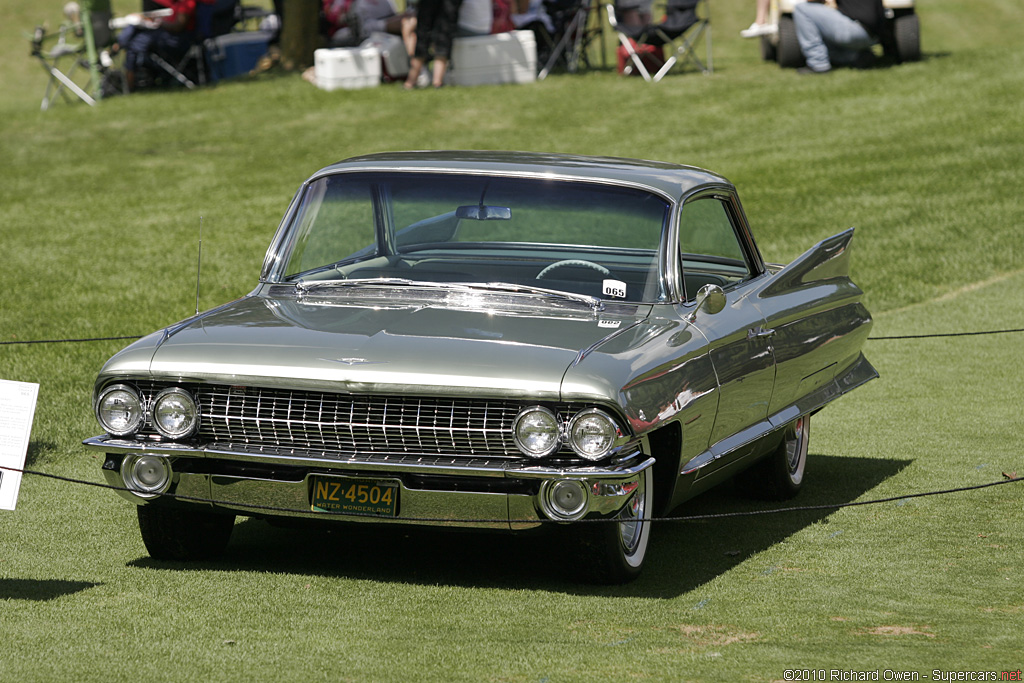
[277,172,670,303]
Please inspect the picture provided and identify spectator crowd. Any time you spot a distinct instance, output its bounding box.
[102,0,896,92]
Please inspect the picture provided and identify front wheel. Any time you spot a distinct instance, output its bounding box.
[776,15,805,68]
[574,466,653,584]
[893,13,921,62]
[137,505,236,561]
[735,414,810,501]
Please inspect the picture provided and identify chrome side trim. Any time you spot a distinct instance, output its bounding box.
[679,353,878,476]
[509,457,654,480]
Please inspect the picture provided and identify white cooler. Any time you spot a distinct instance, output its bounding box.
[362,32,410,79]
[314,46,382,90]
[447,31,537,87]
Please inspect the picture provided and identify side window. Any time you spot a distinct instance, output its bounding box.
[678,197,751,298]
[283,177,377,279]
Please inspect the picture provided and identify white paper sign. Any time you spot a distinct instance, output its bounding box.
[602,279,628,299]
[0,379,40,511]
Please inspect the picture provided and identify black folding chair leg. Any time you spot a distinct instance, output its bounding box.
[149,52,198,89]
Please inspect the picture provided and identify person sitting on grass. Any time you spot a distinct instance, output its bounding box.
[322,0,412,46]
[112,0,197,91]
[793,0,890,74]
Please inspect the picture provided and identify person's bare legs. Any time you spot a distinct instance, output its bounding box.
[431,56,448,87]
[401,15,416,60]
[755,0,769,25]
[404,56,424,89]
[741,0,776,37]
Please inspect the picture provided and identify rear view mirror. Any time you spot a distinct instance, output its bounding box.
[455,205,512,221]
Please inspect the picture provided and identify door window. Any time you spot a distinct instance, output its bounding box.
[678,198,752,299]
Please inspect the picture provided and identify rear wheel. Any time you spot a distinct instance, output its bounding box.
[137,505,235,561]
[574,467,653,584]
[735,415,810,500]
[776,15,805,68]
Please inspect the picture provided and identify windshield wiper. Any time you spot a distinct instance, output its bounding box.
[295,277,427,293]
[461,282,605,311]
[294,278,604,311]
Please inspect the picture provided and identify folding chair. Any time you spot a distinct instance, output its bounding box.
[607,0,711,82]
[537,0,604,80]
[149,0,241,89]
[31,0,116,109]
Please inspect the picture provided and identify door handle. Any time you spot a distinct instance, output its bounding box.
[748,326,775,340]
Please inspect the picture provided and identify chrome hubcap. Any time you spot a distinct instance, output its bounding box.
[786,416,806,475]
[618,476,646,554]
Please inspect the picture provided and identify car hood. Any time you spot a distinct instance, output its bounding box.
[126,294,653,400]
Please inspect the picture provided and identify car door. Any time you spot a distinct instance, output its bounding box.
[677,194,776,450]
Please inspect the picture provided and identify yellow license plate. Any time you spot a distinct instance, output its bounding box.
[310,476,399,516]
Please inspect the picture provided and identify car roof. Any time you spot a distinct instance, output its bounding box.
[312,151,733,201]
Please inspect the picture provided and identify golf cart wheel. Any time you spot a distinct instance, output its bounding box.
[760,35,777,62]
[776,15,805,68]
[894,13,921,62]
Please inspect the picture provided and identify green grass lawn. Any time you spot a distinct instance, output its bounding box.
[2,0,1023,680]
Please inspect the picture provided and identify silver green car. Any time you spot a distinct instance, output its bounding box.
[86,151,876,583]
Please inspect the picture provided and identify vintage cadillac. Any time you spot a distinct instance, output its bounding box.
[86,151,876,582]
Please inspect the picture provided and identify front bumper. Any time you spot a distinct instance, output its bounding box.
[85,436,654,530]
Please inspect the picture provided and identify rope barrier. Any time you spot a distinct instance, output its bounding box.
[0,335,142,346]
[2,463,1019,525]
[867,327,1024,341]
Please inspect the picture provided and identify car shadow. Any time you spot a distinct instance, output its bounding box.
[0,578,101,601]
[126,454,910,598]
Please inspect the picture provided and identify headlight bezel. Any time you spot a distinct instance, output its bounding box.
[512,405,562,458]
[151,387,200,439]
[95,383,145,437]
[568,408,620,461]
[513,404,627,462]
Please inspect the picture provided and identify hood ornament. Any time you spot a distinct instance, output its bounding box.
[319,357,388,366]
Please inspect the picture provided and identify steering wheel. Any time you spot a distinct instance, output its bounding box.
[536,259,611,280]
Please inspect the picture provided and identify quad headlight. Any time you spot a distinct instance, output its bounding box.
[513,405,623,461]
[568,408,619,461]
[96,384,144,437]
[513,406,561,458]
[151,387,199,439]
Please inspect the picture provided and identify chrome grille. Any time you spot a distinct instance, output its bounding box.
[136,383,523,458]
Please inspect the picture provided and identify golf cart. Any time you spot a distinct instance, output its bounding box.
[761,0,921,68]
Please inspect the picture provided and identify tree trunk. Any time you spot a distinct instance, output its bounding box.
[279,0,321,71]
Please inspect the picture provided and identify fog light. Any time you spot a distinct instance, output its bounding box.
[152,387,199,439]
[121,454,172,497]
[541,479,588,521]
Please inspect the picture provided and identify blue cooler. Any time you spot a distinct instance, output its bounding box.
[208,31,272,81]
